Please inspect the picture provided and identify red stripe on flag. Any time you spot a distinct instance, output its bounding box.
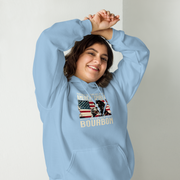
[80,110,91,113]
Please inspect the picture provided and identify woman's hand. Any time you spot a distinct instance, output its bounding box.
[83,9,120,32]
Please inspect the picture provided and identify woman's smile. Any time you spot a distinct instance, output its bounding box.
[87,65,99,71]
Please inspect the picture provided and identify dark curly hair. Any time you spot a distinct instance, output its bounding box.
[64,34,113,88]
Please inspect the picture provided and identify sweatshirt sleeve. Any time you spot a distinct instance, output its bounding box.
[33,19,92,109]
[107,28,150,104]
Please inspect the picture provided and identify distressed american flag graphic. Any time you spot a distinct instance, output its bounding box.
[78,100,111,118]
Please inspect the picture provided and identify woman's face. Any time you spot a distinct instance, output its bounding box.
[75,43,108,83]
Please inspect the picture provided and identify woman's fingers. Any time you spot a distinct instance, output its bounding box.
[83,14,96,21]
[83,17,89,20]
[88,14,93,19]
[88,9,120,21]
[109,17,120,26]
[85,10,120,30]
[99,10,120,21]
[99,9,108,15]
[107,11,110,15]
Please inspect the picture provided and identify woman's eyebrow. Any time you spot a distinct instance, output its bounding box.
[86,48,108,57]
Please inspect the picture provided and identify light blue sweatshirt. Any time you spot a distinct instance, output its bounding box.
[33,19,150,180]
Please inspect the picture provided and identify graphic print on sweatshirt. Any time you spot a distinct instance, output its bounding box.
[77,93,113,128]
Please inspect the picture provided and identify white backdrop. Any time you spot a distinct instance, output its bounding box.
[0,1,122,179]
[124,0,180,179]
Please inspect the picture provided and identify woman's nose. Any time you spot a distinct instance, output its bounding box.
[93,56,102,64]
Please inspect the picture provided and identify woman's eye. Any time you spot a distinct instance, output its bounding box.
[103,58,106,61]
[88,52,107,61]
[102,58,107,61]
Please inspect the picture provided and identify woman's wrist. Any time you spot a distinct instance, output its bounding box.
[102,28,113,40]
[90,19,99,33]
[91,28,113,40]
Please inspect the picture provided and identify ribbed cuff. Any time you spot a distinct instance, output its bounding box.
[81,19,92,36]
[107,28,124,44]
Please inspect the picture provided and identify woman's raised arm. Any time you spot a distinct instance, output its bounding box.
[85,10,149,104]
[107,28,150,104]
[32,19,92,109]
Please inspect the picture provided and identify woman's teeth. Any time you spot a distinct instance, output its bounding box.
[88,66,98,70]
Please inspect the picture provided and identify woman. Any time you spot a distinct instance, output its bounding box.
[33,9,150,180]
